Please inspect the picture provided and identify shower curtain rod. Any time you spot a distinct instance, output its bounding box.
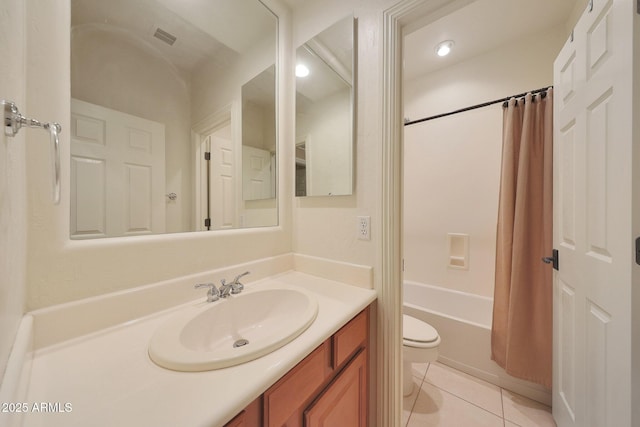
[404,86,552,127]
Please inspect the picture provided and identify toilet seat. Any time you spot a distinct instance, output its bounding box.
[403,314,440,348]
[402,314,440,396]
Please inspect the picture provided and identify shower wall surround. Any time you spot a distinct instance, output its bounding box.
[403,27,565,298]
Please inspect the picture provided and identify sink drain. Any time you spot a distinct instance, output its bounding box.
[233,339,249,348]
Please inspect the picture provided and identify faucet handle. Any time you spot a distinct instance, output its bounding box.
[194,283,220,302]
[218,278,234,298]
[194,282,215,290]
[233,271,250,282]
[230,271,250,294]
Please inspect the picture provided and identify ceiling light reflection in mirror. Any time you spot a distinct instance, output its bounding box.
[70,0,278,239]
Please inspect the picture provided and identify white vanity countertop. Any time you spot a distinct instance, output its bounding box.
[22,271,377,427]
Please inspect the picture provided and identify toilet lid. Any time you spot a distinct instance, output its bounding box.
[403,315,439,343]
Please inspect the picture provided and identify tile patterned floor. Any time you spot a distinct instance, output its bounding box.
[403,362,557,427]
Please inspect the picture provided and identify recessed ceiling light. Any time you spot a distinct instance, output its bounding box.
[435,40,454,57]
[296,64,310,78]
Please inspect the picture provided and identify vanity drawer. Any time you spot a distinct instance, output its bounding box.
[263,340,332,426]
[332,307,369,369]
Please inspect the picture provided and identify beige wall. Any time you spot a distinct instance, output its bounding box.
[242,101,276,151]
[0,0,28,382]
[23,0,293,310]
[297,88,352,196]
[403,27,565,297]
[191,34,277,125]
[12,0,415,314]
[566,0,590,34]
[292,0,398,285]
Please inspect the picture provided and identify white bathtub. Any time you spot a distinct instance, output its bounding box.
[403,280,551,405]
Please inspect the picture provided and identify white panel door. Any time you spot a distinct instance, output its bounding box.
[552,1,634,426]
[209,123,236,229]
[242,146,273,200]
[70,99,165,238]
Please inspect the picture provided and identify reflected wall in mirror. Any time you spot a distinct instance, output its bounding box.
[295,16,355,197]
[70,0,278,239]
[241,66,277,226]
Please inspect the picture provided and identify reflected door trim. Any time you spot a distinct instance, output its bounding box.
[192,103,242,231]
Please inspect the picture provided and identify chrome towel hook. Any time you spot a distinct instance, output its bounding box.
[3,100,62,204]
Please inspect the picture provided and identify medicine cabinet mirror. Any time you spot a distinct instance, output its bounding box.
[70,0,278,239]
[295,16,355,197]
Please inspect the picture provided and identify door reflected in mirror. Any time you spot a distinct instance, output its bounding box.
[295,16,355,197]
[241,66,277,227]
[70,0,278,239]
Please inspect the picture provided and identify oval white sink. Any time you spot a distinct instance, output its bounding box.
[148,288,318,371]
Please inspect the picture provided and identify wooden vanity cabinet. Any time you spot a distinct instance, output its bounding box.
[263,340,333,426]
[304,348,368,427]
[224,397,262,427]
[223,306,370,427]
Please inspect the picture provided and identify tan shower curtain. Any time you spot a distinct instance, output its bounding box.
[491,89,553,388]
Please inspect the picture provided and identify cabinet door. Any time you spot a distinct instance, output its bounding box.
[224,412,245,427]
[264,341,333,426]
[224,397,262,427]
[304,349,368,427]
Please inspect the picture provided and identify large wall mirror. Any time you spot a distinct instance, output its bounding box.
[70,0,278,239]
[295,16,356,197]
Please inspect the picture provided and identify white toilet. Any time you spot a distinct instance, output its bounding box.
[403,314,441,396]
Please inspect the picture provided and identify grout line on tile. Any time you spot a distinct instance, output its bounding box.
[423,362,431,381]
[410,362,432,422]
[500,387,507,427]
[501,388,527,427]
[426,362,507,417]
[407,362,558,427]
[431,382,505,422]
[405,390,418,426]
[405,363,429,427]
[425,372,504,417]
[407,387,419,426]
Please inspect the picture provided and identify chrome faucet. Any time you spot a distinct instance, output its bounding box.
[218,279,234,298]
[194,283,220,302]
[230,271,250,294]
[194,272,250,302]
